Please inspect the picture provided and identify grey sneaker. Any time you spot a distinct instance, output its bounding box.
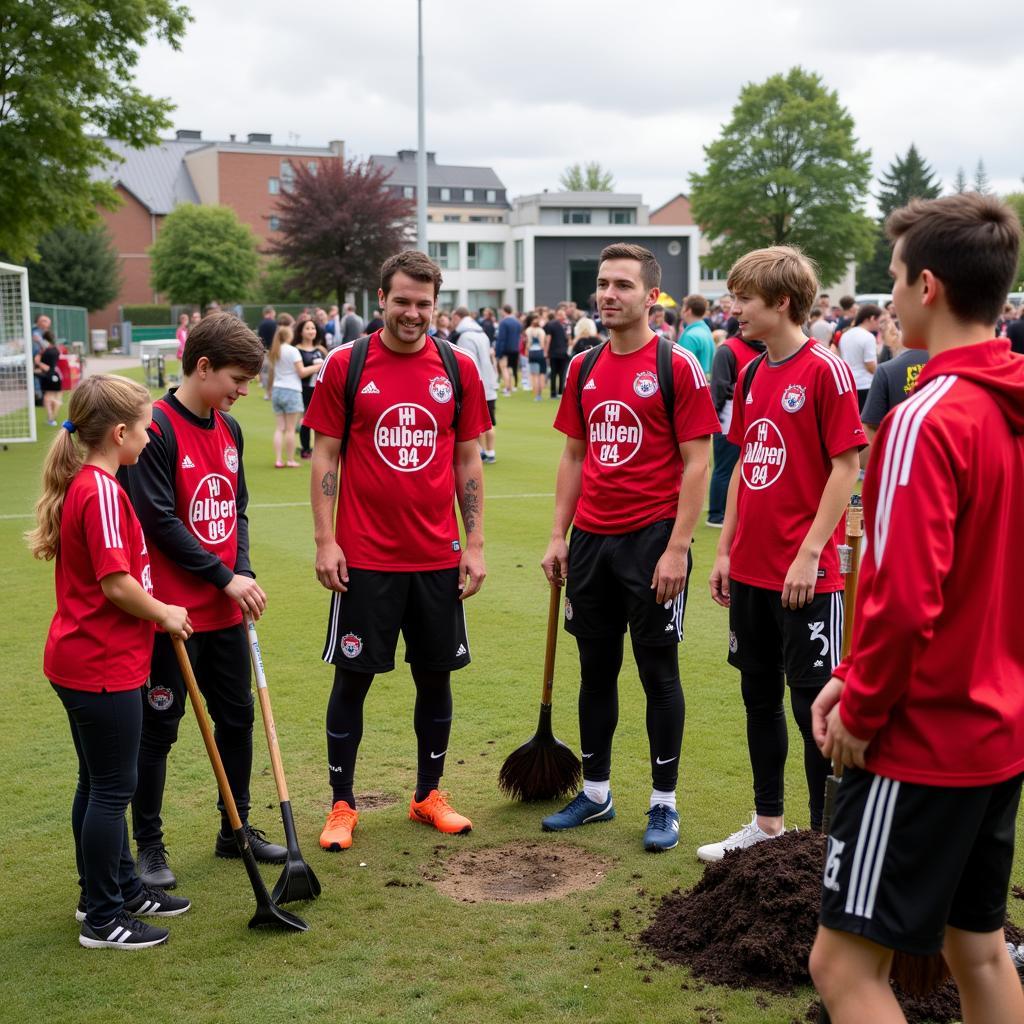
[1008,942,1024,981]
[137,844,176,889]
[696,812,784,863]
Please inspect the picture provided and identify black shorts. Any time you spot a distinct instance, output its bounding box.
[728,579,844,687]
[486,399,496,427]
[565,519,690,645]
[820,768,1023,955]
[857,388,869,412]
[321,567,470,674]
[528,352,547,374]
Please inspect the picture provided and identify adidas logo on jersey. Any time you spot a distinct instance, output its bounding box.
[583,378,597,391]
[745,391,754,404]
[361,380,380,395]
[181,455,195,469]
[456,643,467,657]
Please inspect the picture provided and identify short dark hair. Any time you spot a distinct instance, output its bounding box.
[839,295,856,311]
[453,306,471,318]
[684,294,708,318]
[886,194,1022,326]
[599,243,662,291]
[854,304,883,326]
[502,304,513,315]
[380,250,443,297]
[182,312,264,377]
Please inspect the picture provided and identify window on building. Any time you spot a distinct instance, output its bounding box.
[468,215,502,223]
[463,188,474,202]
[440,187,451,201]
[468,290,502,312]
[428,242,460,270]
[610,209,635,224]
[443,214,462,223]
[269,215,280,231]
[514,240,524,283]
[467,242,504,270]
[280,160,294,192]
[307,161,318,176]
[436,290,458,311]
[403,186,415,199]
[516,288,525,314]
[486,189,497,203]
[562,209,592,224]
[268,177,280,195]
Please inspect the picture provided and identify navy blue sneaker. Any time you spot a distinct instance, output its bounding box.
[541,791,614,831]
[643,804,680,852]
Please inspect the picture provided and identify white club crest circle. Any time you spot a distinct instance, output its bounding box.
[780,384,806,414]
[428,376,453,404]
[188,473,237,543]
[223,444,239,472]
[741,418,787,490]
[587,401,643,466]
[374,403,439,472]
[633,370,659,399]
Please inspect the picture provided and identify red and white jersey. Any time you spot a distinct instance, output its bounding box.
[554,337,720,534]
[728,341,866,592]
[44,466,154,692]
[835,340,1024,786]
[304,332,492,571]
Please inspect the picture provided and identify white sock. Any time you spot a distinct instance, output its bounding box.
[484,450,495,458]
[651,789,676,810]
[583,780,610,805]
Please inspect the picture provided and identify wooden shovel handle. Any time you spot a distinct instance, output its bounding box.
[245,615,289,803]
[540,581,561,705]
[834,500,866,783]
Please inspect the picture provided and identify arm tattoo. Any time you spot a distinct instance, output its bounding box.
[321,471,337,497]
[461,479,481,534]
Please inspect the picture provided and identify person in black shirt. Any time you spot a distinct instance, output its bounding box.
[295,318,328,459]
[860,347,930,444]
[1007,311,1024,355]
[545,311,570,397]
[35,330,64,425]
[256,306,276,396]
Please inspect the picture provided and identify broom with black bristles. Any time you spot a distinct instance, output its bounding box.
[498,580,581,801]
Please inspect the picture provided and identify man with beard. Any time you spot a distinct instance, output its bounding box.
[305,250,492,851]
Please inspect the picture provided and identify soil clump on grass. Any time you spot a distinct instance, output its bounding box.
[427,842,610,903]
[643,831,1024,1024]
[354,791,399,811]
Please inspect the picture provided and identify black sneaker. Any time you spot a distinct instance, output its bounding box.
[215,823,287,863]
[137,844,177,889]
[79,911,168,950]
[124,884,191,917]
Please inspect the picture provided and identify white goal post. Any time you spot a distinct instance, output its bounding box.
[0,262,36,444]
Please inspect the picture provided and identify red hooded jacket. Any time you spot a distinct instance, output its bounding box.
[835,339,1024,786]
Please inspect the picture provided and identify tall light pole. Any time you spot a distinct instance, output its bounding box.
[416,0,428,252]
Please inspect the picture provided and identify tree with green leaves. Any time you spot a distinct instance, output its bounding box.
[28,225,121,311]
[0,0,190,263]
[689,68,874,287]
[559,162,615,191]
[149,205,259,311]
[973,159,992,195]
[857,144,942,292]
[1003,193,1024,289]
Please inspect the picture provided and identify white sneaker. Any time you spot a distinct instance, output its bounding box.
[696,812,784,863]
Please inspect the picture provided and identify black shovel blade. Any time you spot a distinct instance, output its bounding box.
[272,856,322,905]
[230,826,309,932]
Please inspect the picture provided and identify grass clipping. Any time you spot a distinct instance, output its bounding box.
[641,831,1023,1024]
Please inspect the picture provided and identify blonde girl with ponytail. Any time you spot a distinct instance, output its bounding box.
[27,374,194,950]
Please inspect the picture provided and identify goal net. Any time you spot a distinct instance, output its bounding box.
[0,262,35,444]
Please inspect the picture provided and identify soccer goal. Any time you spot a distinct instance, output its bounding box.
[0,262,36,444]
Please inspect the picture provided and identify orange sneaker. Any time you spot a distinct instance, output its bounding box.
[320,800,358,851]
[408,790,473,835]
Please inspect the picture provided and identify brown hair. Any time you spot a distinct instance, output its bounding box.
[25,375,151,560]
[886,194,1022,326]
[269,323,294,366]
[684,294,708,318]
[599,243,662,292]
[182,311,264,377]
[854,304,883,326]
[839,295,856,311]
[380,250,443,297]
[726,246,818,325]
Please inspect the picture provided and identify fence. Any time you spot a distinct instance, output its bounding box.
[29,302,89,351]
[2,264,36,444]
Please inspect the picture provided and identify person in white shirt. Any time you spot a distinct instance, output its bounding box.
[451,306,499,463]
[268,324,312,467]
[837,303,881,411]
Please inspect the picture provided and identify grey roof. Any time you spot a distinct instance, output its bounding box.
[369,154,506,191]
[89,138,201,214]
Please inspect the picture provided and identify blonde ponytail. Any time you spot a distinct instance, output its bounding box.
[25,374,151,560]
[269,324,293,368]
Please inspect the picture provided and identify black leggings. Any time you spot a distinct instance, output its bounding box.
[326,665,453,807]
[54,684,145,927]
[741,671,829,829]
[299,388,314,455]
[576,635,685,791]
[549,355,568,397]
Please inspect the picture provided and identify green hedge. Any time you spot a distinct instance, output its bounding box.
[122,304,173,325]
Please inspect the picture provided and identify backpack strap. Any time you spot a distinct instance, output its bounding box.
[341,335,370,460]
[656,336,677,446]
[576,340,608,430]
[431,335,462,433]
[742,351,769,401]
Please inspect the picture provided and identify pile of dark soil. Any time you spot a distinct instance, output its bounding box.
[642,830,1024,1024]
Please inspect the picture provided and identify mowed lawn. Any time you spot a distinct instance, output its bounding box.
[1,364,1020,1024]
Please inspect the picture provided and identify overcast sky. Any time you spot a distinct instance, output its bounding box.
[133,0,1023,212]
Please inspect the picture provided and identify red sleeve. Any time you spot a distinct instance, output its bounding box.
[727,363,749,446]
[816,363,867,457]
[456,357,492,442]
[835,413,958,740]
[671,349,721,442]
[553,353,585,440]
[302,346,348,438]
[81,480,133,581]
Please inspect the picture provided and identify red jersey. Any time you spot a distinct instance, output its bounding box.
[44,467,154,692]
[835,340,1024,786]
[145,397,243,631]
[554,337,720,534]
[304,332,491,571]
[728,341,866,592]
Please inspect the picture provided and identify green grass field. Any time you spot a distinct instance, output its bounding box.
[2,366,1020,1024]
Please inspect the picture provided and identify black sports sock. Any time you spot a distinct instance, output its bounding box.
[576,635,624,783]
[411,667,453,801]
[740,670,787,818]
[633,641,684,792]
[326,668,373,808]
[791,686,830,830]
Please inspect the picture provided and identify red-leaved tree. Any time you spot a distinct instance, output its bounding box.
[269,158,414,303]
